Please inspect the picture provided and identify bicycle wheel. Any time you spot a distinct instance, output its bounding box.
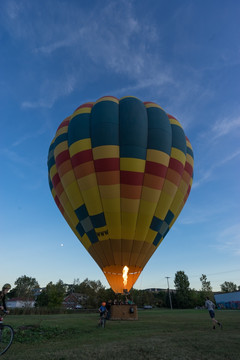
[0,325,14,356]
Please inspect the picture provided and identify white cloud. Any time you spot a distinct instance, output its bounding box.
[115,72,174,97]
[2,0,232,119]
[21,75,76,109]
[218,148,240,166]
[11,128,46,147]
[1,148,32,167]
[5,0,21,19]
[21,100,52,109]
[10,1,173,108]
[178,203,224,225]
[191,170,212,189]
[192,148,240,188]
[216,224,240,256]
[1,0,206,117]
[194,112,240,187]
[212,116,240,140]
[34,29,84,55]
[198,113,240,149]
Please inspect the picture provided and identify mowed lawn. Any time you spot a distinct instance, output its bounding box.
[3,309,240,360]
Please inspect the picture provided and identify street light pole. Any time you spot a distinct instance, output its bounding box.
[165,276,173,310]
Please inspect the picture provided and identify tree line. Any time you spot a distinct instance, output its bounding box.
[6,272,240,310]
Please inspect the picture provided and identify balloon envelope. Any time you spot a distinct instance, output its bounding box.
[48,96,194,293]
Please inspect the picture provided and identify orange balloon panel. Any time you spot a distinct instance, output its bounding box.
[47,96,194,293]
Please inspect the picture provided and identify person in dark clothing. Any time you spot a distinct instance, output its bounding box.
[106,300,112,320]
[0,283,11,314]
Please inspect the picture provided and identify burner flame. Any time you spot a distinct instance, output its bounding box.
[122,266,129,288]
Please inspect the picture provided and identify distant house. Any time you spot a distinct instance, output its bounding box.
[145,288,176,293]
[145,288,165,293]
[214,291,240,310]
[6,298,35,308]
[63,293,87,309]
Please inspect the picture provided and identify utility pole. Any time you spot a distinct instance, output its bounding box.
[165,276,173,310]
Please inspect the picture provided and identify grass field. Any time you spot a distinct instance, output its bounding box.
[2,309,240,360]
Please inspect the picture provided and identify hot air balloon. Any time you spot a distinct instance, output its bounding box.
[47,96,194,293]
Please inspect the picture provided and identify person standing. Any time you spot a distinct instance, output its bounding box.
[205,297,222,330]
[106,300,112,320]
[0,283,11,314]
[98,301,107,326]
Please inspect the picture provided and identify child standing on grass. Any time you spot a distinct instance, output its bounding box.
[98,302,107,326]
[205,297,222,330]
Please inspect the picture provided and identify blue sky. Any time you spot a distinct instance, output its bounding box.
[1,0,239,292]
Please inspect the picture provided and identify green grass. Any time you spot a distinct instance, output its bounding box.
[2,309,240,360]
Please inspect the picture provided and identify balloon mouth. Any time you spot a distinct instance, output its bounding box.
[103,265,142,294]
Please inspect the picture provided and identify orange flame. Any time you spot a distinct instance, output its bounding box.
[122,266,129,288]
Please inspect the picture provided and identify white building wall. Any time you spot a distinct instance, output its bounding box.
[6,300,35,308]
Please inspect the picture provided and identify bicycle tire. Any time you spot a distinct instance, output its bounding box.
[0,325,14,356]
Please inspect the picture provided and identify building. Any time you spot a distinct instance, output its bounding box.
[214,291,240,310]
[145,288,176,293]
[63,293,87,309]
[145,288,165,293]
[6,298,35,308]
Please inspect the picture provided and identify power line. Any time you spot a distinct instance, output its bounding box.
[189,269,240,279]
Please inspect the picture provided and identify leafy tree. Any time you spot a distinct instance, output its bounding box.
[13,275,39,300]
[200,274,212,292]
[69,278,104,295]
[35,289,49,307]
[66,278,81,294]
[77,278,101,306]
[100,287,115,302]
[153,290,168,308]
[220,281,237,293]
[199,274,213,304]
[7,287,17,299]
[65,278,107,308]
[174,271,191,308]
[36,280,66,308]
[174,271,190,291]
[47,280,66,308]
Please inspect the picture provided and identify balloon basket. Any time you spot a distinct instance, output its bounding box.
[110,304,138,321]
